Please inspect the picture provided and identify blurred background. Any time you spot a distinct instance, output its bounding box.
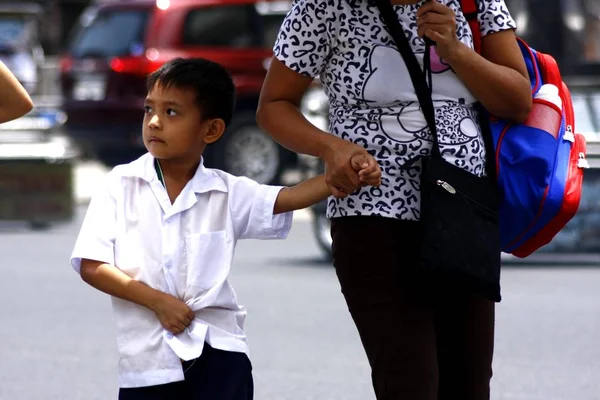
[0,0,599,399]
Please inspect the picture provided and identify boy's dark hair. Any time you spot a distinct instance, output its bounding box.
[146,58,236,126]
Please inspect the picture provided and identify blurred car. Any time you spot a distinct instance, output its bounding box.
[59,0,295,184]
[0,95,80,230]
[0,2,45,95]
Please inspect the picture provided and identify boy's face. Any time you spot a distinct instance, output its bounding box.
[142,83,225,162]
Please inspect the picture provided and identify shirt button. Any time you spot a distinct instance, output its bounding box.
[165,262,171,269]
[166,332,173,339]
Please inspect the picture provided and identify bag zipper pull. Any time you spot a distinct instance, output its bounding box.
[436,180,456,194]
[564,125,575,142]
[578,152,590,169]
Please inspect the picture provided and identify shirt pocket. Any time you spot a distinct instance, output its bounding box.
[184,231,229,291]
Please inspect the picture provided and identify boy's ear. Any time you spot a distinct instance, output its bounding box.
[202,118,226,144]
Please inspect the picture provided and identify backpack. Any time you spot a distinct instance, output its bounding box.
[460,0,589,258]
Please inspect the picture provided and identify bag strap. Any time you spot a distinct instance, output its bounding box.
[459,0,482,54]
[374,0,441,156]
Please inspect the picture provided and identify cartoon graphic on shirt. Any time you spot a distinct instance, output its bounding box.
[361,44,484,156]
[430,46,452,74]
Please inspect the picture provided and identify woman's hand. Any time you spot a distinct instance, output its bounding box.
[321,137,378,198]
[415,1,531,122]
[416,0,463,61]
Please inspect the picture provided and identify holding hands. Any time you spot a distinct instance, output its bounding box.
[322,137,382,198]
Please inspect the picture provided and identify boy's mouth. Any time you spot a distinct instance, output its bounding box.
[148,136,165,143]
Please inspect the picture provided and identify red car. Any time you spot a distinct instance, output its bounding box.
[60,0,293,184]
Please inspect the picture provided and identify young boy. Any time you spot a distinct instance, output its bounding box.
[70,58,381,400]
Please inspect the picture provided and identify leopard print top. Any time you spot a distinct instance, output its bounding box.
[274,0,516,220]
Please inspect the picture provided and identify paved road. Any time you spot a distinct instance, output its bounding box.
[1,208,600,400]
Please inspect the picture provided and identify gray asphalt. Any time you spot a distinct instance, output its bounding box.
[0,207,599,400]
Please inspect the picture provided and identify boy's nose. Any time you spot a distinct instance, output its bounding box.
[148,115,161,129]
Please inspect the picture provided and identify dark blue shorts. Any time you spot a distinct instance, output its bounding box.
[118,343,253,400]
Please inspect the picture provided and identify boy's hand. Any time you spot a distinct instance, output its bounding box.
[152,293,195,335]
[350,154,382,187]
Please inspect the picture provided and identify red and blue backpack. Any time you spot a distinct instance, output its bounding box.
[460,0,589,257]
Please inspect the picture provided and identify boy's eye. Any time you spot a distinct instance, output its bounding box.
[144,106,152,113]
[166,108,178,117]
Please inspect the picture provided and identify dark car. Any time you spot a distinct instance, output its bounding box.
[59,0,294,184]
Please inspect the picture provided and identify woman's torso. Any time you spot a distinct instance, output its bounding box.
[275,0,515,220]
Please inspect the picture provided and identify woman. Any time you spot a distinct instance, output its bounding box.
[257,1,531,399]
[0,60,33,123]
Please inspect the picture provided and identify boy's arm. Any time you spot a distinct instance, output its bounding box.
[273,175,330,215]
[229,156,378,238]
[273,154,382,214]
[80,259,195,334]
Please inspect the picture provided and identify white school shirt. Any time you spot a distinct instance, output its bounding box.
[70,153,293,388]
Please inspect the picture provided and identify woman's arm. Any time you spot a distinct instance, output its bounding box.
[0,61,33,123]
[417,1,531,123]
[256,59,336,160]
[257,59,371,197]
[258,0,381,197]
[273,154,382,214]
[443,31,532,123]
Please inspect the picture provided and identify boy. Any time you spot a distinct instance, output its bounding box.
[70,58,381,400]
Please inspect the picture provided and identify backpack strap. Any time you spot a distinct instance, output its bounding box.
[459,0,482,54]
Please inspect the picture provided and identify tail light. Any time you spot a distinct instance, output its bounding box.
[110,54,162,76]
[60,56,73,74]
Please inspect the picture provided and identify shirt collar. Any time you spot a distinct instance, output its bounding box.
[124,152,228,194]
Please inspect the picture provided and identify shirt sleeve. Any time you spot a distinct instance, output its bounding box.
[272,0,333,78]
[70,171,118,274]
[477,0,517,36]
[228,176,293,241]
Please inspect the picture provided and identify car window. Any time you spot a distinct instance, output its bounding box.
[0,19,25,45]
[182,4,287,48]
[70,8,149,58]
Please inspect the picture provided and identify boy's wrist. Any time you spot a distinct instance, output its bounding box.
[141,286,166,312]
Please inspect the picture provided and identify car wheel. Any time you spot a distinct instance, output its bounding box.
[312,211,333,260]
[212,116,283,184]
[29,221,51,231]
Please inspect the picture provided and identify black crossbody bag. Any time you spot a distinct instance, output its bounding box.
[375,0,502,302]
